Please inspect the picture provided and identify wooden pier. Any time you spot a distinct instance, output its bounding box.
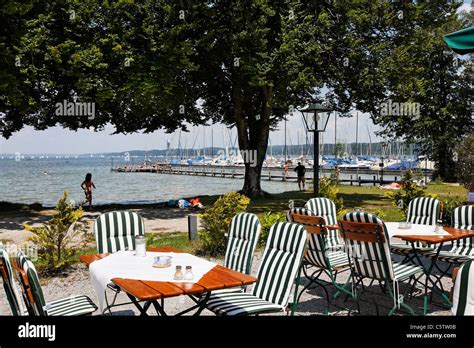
[110,163,424,186]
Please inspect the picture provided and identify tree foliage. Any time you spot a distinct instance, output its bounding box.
[1,0,471,194]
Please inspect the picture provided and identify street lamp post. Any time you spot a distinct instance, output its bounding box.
[300,103,333,197]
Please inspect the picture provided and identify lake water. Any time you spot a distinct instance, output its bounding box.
[0,156,404,206]
[0,156,297,206]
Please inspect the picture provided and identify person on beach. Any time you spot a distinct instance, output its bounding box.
[81,173,96,210]
[294,162,306,191]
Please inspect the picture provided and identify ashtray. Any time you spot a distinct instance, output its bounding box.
[153,256,172,268]
[398,222,412,229]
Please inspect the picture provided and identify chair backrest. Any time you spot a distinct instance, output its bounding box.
[291,214,335,270]
[94,211,145,253]
[452,205,474,230]
[407,197,440,225]
[305,198,338,225]
[15,251,46,316]
[452,260,473,315]
[252,222,307,307]
[305,198,341,247]
[451,205,474,255]
[224,213,261,275]
[0,249,26,316]
[286,207,314,222]
[339,211,394,281]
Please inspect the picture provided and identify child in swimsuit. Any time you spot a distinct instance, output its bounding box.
[81,173,96,210]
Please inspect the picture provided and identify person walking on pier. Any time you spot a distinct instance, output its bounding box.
[294,162,306,191]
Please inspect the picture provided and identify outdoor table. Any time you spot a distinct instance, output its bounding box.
[387,223,474,315]
[80,247,257,316]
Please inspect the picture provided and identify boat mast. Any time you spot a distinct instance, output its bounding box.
[355,112,359,157]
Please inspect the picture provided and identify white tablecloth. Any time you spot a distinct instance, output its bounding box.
[89,251,217,312]
[385,222,450,238]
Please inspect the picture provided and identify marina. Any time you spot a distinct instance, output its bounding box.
[111,163,431,186]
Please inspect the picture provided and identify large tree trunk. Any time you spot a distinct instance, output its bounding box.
[432,144,456,182]
[233,83,272,197]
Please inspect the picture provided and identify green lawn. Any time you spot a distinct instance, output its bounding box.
[203,182,467,222]
[146,232,201,254]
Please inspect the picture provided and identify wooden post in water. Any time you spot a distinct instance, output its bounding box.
[358,176,362,186]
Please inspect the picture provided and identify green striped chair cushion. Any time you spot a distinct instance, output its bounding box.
[205,292,285,315]
[305,198,338,225]
[300,217,349,270]
[94,211,145,253]
[44,295,98,316]
[451,205,474,256]
[206,222,307,315]
[452,260,474,315]
[19,251,97,316]
[391,197,440,254]
[0,249,26,316]
[421,250,473,264]
[342,211,395,281]
[17,252,46,316]
[305,198,342,249]
[224,213,261,275]
[422,206,474,262]
[342,212,424,281]
[407,197,440,225]
[286,207,314,222]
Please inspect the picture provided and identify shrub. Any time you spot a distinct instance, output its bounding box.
[385,170,436,219]
[318,176,344,212]
[259,211,286,246]
[441,196,467,226]
[198,192,250,256]
[23,191,92,273]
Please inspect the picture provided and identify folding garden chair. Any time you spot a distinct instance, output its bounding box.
[452,260,473,315]
[391,197,440,259]
[290,213,352,314]
[0,249,27,315]
[213,213,261,294]
[14,251,97,316]
[305,198,343,250]
[339,211,424,315]
[205,222,307,315]
[94,211,145,313]
[421,205,474,296]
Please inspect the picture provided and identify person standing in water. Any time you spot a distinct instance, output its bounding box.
[294,162,306,191]
[81,173,96,210]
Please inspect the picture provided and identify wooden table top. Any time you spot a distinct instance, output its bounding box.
[394,227,474,245]
[80,247,257,301]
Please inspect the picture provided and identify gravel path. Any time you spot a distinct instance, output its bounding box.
[1,251,452,316]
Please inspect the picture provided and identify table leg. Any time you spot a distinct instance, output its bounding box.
[410,241,450,315]
[125,293,153,316]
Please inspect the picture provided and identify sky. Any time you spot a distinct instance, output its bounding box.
[0,111,385,155]
[0,1,471,155]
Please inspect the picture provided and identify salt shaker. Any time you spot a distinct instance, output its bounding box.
[174,265,183,280]
[184,266,194,280]
[134,235,146,257]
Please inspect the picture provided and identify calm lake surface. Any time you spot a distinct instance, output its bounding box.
[0,156,401,206]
